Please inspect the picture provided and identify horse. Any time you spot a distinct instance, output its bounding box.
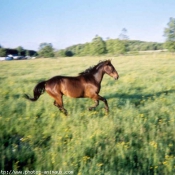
[24,60,119,115]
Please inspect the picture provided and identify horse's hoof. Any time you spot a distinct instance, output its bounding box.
[60,109,68,116]
[89,107,92,111]
[105,108,109,113]
[64,111,68,116]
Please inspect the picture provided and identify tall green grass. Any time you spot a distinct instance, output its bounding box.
[0,53,175,174]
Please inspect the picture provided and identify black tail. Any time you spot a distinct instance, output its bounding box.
[24,81,46,101]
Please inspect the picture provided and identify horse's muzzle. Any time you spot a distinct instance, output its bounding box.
[114,75,119,80]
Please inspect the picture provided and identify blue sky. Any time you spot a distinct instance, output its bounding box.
[0,0,175,51]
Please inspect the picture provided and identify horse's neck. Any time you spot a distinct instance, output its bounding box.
[93,68,104,84]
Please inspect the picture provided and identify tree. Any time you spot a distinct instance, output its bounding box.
[0,48,6,57]
[25,50,30,56]
[82,43,91,56]
[164,41,175,52]
[55,49,66,57]
[119,28,129,40]
[90,35,106,55]
[164,17,175,52]
[113,39,126,54]
[38,43,54,57]
[16,46,24,56]
[106,39,114,54]
[106,39,126,55]
[65,50,73,57]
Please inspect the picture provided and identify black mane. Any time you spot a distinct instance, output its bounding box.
[79,60,110,75]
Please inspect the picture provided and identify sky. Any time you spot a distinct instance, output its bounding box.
[0,0,175,51]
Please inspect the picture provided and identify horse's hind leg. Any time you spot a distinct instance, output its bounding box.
[53,96,68,116]
[46,84,68,115]
[54,100,68,115]
[53,101,67,115]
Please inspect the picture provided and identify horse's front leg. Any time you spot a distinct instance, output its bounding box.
[98,96,109,112]
[90,94,109,112]
[89,100,99,111]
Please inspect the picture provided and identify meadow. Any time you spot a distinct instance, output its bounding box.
[0,53,175,175]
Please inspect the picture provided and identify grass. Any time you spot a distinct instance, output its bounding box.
[0,53,175,174]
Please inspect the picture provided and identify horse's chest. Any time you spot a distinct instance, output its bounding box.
[85,83,100,95]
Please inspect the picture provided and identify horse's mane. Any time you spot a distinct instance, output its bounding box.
[79,60,110,75]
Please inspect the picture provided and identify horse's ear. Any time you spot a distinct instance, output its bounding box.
[108,59,112,62]
[105,60,111,65]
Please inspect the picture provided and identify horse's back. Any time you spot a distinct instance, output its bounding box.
[46,75,85,98]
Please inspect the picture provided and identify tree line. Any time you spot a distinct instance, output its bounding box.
[55,17,175,57]
[55,38,164,57]
[0,39,164,58]
[0,46,37,57]
[1,17,175,58]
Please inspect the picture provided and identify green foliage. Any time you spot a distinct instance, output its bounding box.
[55,49,66,57]
[38,43,55,58]
[0,48,6,57]
[75,44,86,56]
[126,40,163,51]
[1,53,175,174]
[16,46,24,56]
[164,17,175,52]
[25,50,30,56]
[106,39,126,55]
[91,35,106,55]
[164,41,175,52]
[57,36,163,57]
[164,17,175,41]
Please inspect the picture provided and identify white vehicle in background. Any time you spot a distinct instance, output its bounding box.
[0,54,35,61]
[8,54,24,60]
[25,56,36,59]
[0,57,6,61]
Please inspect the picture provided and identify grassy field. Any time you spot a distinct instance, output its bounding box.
[0,53,175,174]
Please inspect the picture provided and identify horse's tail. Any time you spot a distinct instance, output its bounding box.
[24,81,46,101]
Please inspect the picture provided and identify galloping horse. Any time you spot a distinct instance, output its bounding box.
[25,60,119,115]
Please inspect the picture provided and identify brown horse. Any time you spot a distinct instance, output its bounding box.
[25,60,119,115]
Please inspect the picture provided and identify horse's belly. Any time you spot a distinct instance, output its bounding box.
[66,91,84,98]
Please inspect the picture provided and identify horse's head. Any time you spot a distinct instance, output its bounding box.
[103,60,119,80]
